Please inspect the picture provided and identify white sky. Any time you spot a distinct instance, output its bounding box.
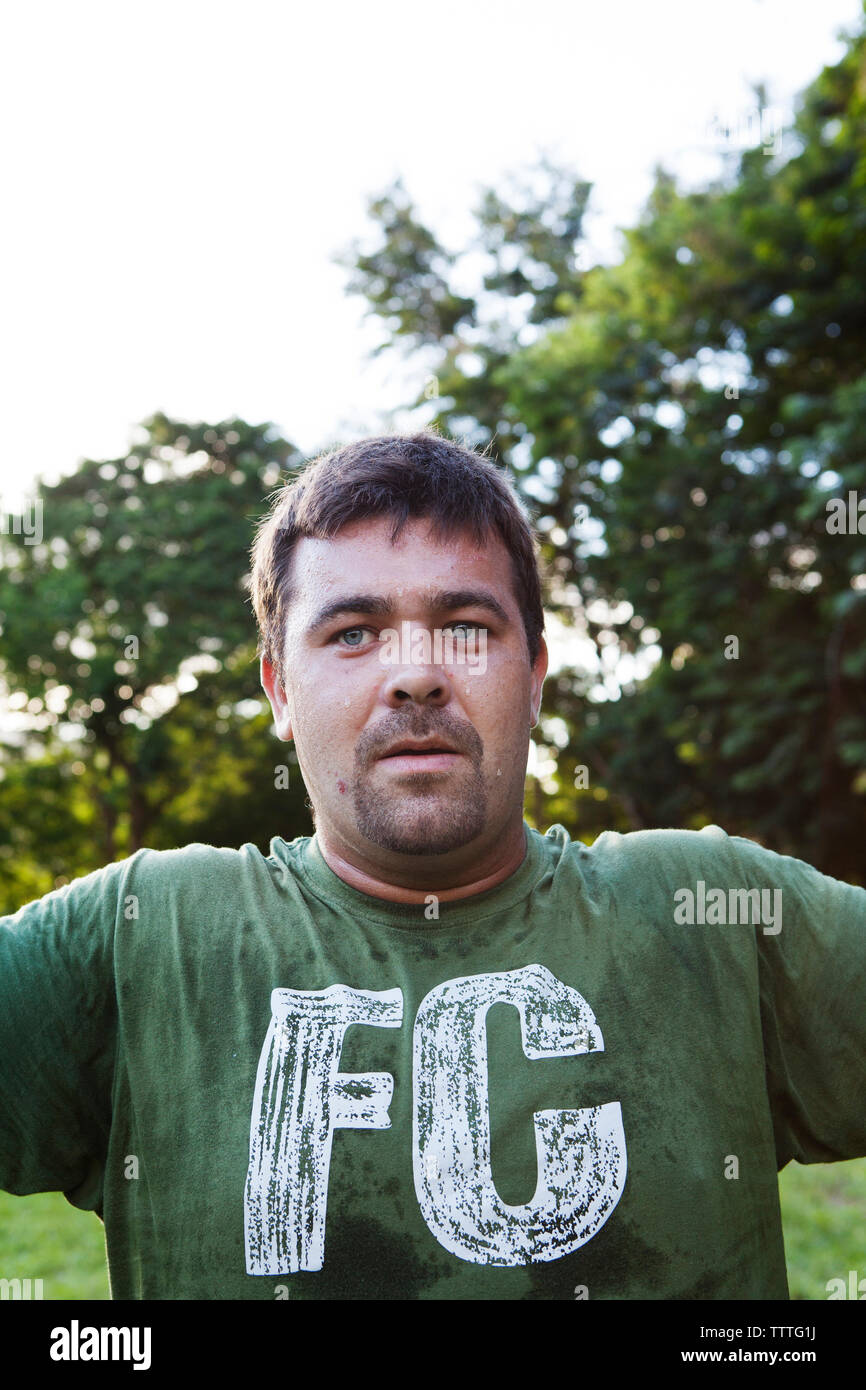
[0,0,862,505]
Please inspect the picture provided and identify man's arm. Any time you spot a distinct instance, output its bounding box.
[0,861,124,1211]
[727,834,866,1167]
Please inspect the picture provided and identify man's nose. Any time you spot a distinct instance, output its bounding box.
[381,664,452,707]
[379,627,453,706]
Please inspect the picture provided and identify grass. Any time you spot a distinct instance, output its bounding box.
[779,1156,866,1300]
[0,1157,863,1300]
[0,1190,110,1299]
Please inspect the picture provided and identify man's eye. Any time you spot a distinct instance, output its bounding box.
[446,622,487,638]
[336,627,375,648]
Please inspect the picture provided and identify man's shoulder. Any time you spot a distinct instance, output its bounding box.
[542,820,858,908]
[121,835,310,900]
[537,820,805,895]
[540,820,740,869]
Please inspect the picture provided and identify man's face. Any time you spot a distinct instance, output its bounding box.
[260,515,547,867]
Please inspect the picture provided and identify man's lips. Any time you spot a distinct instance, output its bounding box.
[376,740,463,772]
[380,739,459,758]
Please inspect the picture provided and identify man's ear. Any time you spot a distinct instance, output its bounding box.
[261,655,294,742]
[530,635,549,728]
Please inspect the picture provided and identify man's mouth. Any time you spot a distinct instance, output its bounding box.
[377,739,462,772]
[380,739,458,757]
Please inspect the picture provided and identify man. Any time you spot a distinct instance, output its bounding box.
[1,430,864,1300]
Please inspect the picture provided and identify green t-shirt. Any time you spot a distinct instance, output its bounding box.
[1,822,864,1300]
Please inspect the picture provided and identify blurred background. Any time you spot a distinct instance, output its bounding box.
[1,0,865,1299]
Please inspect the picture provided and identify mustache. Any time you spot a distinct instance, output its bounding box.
[355,711,484,767]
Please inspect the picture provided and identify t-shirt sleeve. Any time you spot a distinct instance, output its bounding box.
[0,860,125,1211]
[728,834,866,1167]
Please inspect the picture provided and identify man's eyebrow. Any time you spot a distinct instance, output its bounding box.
[305,595,395,637]
[304,588,511,637]
[432,589,511,625]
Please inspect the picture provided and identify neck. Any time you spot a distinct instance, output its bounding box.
[314,819,529,904]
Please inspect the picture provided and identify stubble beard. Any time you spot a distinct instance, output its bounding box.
[351,716,488,855]
[352,766,488,855]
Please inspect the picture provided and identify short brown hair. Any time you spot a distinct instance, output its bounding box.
[249,429,545,678]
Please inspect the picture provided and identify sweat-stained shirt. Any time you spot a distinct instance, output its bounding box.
[1,821,865,1300]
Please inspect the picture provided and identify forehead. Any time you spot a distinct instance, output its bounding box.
[289,516,517,605]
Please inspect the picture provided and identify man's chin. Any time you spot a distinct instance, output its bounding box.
[353,791,486,857]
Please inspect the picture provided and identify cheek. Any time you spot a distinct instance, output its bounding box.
[289,672,369,775]
[464,667,530,726]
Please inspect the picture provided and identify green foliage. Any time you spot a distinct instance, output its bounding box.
[0,415,313,907]
[336,176,476,349]
[340,28,866,881]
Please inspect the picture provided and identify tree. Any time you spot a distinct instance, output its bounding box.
[0,414,312,903]
[338,27,866,880]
